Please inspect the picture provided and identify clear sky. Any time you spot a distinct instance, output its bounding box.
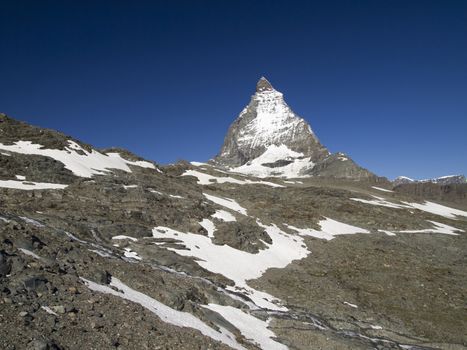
[1,0,466,180]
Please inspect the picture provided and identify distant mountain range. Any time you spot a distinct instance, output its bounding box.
[394,175,466,186]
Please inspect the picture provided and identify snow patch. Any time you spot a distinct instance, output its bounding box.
[182,169,283,187]
[351,196,410,209]
[18,248,42,260]
[0,180,68,190]
[402,201,467,219]
[371,186,393,193]
[112,235,138,242]
[203,193,248,216]
[152,223,309,310]
[287,217,370,241]
[398,221,462,235]
[41,306,58,316]
[199,219,216,238]
[230,145,315,179]
[123,248,142,260]
[212,210,236,222]
[204,304,287,350]
[0,140,155,178]
[343,301,358,308]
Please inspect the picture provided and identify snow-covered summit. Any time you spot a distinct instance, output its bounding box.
[214,77,329,168]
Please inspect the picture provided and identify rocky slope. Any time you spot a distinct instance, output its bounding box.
[1,112,467,350]
[213,78,376,180]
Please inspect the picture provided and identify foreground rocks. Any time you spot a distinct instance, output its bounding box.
[1,114,466,349]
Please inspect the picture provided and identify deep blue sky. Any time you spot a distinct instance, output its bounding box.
[1,0,466,179]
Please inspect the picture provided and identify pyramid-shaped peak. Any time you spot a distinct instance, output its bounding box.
[256,76,275,92]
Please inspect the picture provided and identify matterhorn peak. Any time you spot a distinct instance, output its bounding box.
[213,77,329,175]
[256,76,275,92]
[213,78,375,180]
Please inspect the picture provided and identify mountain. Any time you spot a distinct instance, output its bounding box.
[394,175,466,186]
[1,107,467,349]
[213,77,377,180]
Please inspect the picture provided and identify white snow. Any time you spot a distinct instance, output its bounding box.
[82,277,245,350]
[41,306,58,316]
[370,325,383,330]
[0,140,155,178]
[235,87,317,157]
[395,176,414,182]
[112,235,138,242]
[211,210,236,222]
[148,188,164,195]
[182,169,283,187]
[123,248,142,260]
[190,161,207,166]
[287,217,370,241]
[402,201,467,219]
[351,196,467,219]
[230,145,315,179]
[378,221,463,236]
[398,221,462,235]
[169,194,184,199]
[378,230,397,236]
[203,193,248,216]
[152,223,309,310]
[204,304,287,350]
[343,301,358,308]
[15,175,26,180]
[123,184,138,189]
[371,186,394,193]
[18,248,42,260]
[351,195,411,209]
[0,180,68,190]
[20,216,44,227]
[199,219,216,238]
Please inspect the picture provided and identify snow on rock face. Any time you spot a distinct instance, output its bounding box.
[0,140,155,178]
[287,217,370,241]
[203,193,248,216]
[230,144,315,178]
[0,179,68,190]
[152,223,309,310]
[182,169,283,187]
[214,77,328,167]
[82,277,246,350]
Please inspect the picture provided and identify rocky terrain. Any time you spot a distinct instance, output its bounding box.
[0,79,466,350]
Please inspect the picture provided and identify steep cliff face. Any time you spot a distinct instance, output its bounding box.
[214,77,329,167]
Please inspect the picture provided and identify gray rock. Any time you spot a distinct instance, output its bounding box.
[0,251,11,276]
